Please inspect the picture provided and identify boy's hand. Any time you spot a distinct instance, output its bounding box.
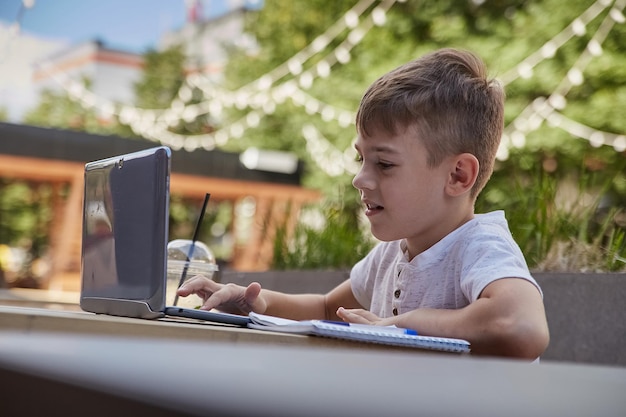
[176,276,266,315]
[336,307,388,326]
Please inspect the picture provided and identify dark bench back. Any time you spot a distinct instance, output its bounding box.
[534,272,626,367]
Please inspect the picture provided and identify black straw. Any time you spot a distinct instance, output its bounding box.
[173,193,210,306]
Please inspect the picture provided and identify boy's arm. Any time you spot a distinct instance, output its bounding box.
[340,277,550,359]
[262,279,361,321]
[178,275,361,321]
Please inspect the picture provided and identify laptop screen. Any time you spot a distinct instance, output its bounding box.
[80,146,170,316]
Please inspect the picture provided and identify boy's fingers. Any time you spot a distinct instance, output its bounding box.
[198,284,244,311]
[176,275,220,295]
[337,307,376,324]
[244,282,262,304]
[176,277,259,314]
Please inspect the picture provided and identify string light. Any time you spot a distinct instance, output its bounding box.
[112,0,396,150]
[32,0,391,152]
[185,0,394,115]
[498,0,625,160]
[302,124,359,177]
[16,0,626,174]
[206,0,380,96]
[146,0,626,161]
[498,0,611,85]
[545,110,626,152]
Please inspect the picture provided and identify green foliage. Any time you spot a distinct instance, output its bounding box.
[22,77,134,137]
[0,180,52,258]
[478,149,626,272]
[167,196,234,261]
[134,45,186,109]
[7,0,626,272]
[221,0,363,192]
[272,197,375,270]
[24,79,99,133]
[134,44,216,135]
[227,0,626,272]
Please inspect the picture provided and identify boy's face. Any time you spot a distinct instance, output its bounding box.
[353,125,460,255]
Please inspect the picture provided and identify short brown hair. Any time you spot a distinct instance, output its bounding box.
[355,48,504,198]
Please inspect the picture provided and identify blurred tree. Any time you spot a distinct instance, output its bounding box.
[134,44,219,135]
[0,180,53,284]
[135,45,186,109]
[23,77,134,137]
[216,0,625,269]
[24,79,101,133]
[4,0,625,271]
[132,44,229,245]
[221,0,376,268]
[220,0,625,177]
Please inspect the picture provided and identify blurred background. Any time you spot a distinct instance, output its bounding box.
[0,0,624,292]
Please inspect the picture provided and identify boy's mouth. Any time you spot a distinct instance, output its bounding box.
[365,202,384,216]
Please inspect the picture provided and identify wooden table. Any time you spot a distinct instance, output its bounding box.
[0,304,456,354]
[1,330,625,417]
[1,294,625,417]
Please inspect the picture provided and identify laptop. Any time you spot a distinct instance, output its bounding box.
[79,146,250,327]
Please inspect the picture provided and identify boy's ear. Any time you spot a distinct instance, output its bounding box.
[445,153,479,197]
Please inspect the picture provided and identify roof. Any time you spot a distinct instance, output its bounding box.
[0,122,302,185]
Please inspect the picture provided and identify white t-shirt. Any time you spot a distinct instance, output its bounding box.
[350,211,540,317]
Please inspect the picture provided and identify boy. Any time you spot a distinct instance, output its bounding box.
[178,48,550,359]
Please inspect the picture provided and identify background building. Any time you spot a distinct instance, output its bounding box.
[29,3,257,117]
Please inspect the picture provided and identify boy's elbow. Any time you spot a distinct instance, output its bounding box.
[476,315,550,360]
[504,320,550,360]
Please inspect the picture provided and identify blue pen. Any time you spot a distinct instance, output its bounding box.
[320,320,418,336]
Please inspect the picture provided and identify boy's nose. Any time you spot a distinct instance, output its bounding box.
[352,167,373,191]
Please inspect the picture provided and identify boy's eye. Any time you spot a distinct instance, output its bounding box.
[354,154,394,169]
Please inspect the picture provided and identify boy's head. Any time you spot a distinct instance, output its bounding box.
[355,48,504,198]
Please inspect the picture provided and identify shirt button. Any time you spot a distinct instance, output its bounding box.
[397,270,401,277]
[392,308,398,316]
[394,289,401,298]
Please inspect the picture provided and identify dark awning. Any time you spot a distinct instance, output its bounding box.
[0,122,302,185]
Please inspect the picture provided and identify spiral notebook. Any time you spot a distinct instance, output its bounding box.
[248,312,471,353]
